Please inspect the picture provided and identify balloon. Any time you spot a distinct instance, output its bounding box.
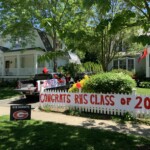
[43,67,49,74]
[58,79,64,83]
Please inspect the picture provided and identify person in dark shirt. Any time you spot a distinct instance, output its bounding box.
[65,73,71,84]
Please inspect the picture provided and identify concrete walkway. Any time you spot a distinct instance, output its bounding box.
[0,105,150,138]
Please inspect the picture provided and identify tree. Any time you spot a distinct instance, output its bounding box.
[63,0,134,71]
[124,0,150,21]
[126,1,150,46]
[0,0,83,71]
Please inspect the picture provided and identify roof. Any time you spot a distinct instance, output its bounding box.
[2,47,45,53]
[0,46,10,52]
[37,30,53,51]
[68,51,81,64]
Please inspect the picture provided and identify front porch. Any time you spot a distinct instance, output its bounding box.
[0,49,54,80]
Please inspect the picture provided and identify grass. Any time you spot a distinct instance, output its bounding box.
[0,87,21,100]
[136,87,150,95]
[0,115,150,150]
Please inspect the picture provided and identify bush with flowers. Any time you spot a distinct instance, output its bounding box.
[69,72,136,94]
[68,75,89,92]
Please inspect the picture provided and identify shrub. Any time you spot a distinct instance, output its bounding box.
[83,61,103,73]
[139,81,150,88]
[59,63,85,78]
[82,72,136,94]
[111,69,134,77]
[123,112,135,121]
[0,80,18,88]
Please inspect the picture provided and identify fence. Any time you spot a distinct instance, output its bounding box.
[39,90,150,118]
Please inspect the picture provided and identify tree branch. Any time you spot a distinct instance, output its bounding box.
[58,0,69,23]
[128,0,149,19]
[143,0,150,21]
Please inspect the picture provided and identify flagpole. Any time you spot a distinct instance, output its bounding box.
[146,46,149,78]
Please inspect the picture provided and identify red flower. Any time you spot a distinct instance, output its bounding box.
[76,82,81,89]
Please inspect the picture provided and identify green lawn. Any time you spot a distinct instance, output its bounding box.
[0,88,21,100]
[136,87,150,95]
[0,115,149,150]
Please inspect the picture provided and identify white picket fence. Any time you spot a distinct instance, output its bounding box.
[39,90,150,118]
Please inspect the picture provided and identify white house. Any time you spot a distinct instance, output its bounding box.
[108,46,150,78]
[0,29,81,80]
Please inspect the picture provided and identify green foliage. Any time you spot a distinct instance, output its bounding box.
[83,62,103,73]
[82,72,136,94]
[0,88,21,100]
[57,66,66,74]
[0,80,18,88]
[60,63,85,78]
[82,0,111,15]
[110,10,136,34]
[132,35,150,45]
[111,69,134,77]
[61,62,103,81]
[123,112,135,121]
[38,51,67,62]
[139,82,150,88]
[64,109,81,116]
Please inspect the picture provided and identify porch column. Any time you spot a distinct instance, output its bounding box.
[34,54,38,74]
[146,48,150,78]
[1,56,4,76]
[133,58,136,73]
[17,55,20,76]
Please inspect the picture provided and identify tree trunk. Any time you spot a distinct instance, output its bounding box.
[53,28,57,72]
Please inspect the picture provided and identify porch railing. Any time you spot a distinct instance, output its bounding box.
[0,67,53,76]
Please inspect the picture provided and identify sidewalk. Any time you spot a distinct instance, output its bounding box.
[0,106,149,138]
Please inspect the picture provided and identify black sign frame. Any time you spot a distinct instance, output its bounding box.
[10,105,31,121]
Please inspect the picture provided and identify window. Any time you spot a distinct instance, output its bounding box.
[119,59,126,69]
[113,60,118,69]
[128,59,134,71]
